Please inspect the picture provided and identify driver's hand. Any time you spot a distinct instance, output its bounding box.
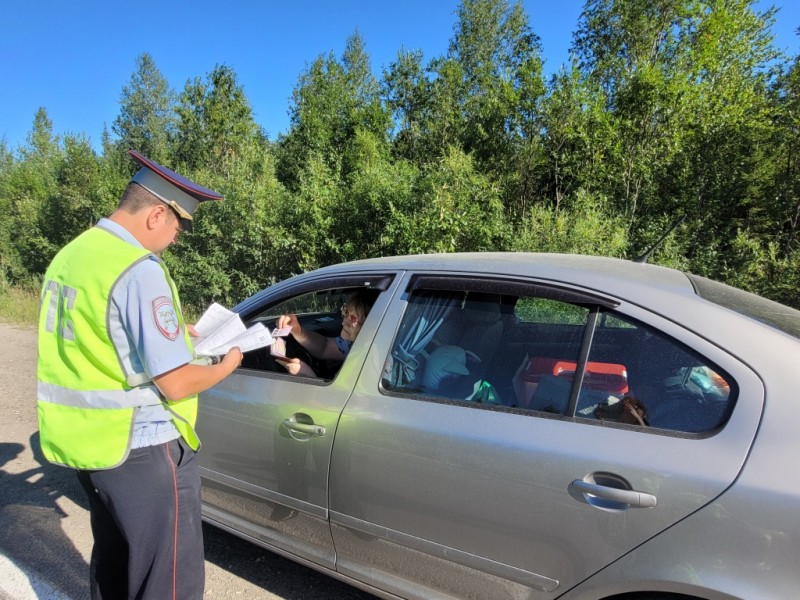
[277,357,316,378]
[276,313,301,336]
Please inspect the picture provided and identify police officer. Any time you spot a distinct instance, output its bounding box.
[37,150,242,600]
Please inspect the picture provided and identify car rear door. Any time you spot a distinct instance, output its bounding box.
[328,274,764,600]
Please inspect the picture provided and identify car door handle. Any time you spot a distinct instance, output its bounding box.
[282,418,326,437]
[570,480,657,508]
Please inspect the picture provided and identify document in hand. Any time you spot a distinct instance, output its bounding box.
[269,327,292,358]
[193,303,274,357]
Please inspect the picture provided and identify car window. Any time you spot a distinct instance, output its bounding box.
[242,286,378,380]
[382,287,736,435]
[578,311,734,432]
[251,290,349,325]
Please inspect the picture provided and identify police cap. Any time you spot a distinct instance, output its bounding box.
[128,150,222,232]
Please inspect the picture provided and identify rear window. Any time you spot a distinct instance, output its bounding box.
[382,287,735,435]
[687,274,800,340]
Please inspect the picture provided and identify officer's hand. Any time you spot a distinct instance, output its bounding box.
[222,347,243,371]
[187,324,199,338]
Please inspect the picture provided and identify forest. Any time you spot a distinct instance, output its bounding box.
[1,0,798,312]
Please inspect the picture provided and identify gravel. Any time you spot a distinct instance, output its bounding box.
[0,321,376,600]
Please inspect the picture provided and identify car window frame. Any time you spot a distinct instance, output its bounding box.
[407,274,620,308]
[235,273,397,385]
[379,276,741,438]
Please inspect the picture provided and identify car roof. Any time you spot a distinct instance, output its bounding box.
[314,252,695,297]
[304,252,800,343]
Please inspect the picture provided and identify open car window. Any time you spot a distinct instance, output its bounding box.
[241,286,381,380]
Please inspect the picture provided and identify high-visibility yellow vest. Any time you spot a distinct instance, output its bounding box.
[37,225,199,470]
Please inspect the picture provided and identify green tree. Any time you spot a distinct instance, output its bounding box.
[571,0,780,274]
[168,66,277,307]
[771,52,800,258]
[384,147,507,254]
[165,138,288,309]
[383,49,431,162]
[174,64,266,175]
[112,53,176,165]
[23,107,60,164]
[450,0,545,173]
[706,43,800,308]
[40,135,113,253]
[338,129,418,260]
[2,109,62,278]
[509,189,629,256]
[573,0,697,220]
[534,65,614,214]
[669,0,778,271]
[384,0,546,220]
[0,139,15,283]
[384,50,483,168]
[277,31,391,190]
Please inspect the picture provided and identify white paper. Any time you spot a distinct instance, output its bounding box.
[193,303,274,357]
[202,322,274,356]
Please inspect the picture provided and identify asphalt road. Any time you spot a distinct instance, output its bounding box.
[0,321,376,600]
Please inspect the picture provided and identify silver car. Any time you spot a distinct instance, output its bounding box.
[197,253,800,600]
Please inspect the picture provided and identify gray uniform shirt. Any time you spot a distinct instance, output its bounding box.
[99,219,193,448]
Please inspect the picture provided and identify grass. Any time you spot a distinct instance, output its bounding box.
[0,282,203,327]
[0,283,40,326]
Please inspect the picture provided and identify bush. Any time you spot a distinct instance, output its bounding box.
[0,276,41,325]
[510,190,628,256]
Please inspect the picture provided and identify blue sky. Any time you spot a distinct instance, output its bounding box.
[1,1,798,152]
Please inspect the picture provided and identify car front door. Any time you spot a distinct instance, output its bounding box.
[328,275,764,599]
[196,273,398,570]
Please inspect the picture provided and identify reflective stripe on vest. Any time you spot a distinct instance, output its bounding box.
[38,381,163,409]
[37,225,199,470]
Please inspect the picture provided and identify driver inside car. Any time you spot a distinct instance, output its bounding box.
[275,290,374,378]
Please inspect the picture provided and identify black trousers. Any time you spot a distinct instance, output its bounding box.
[77,437,204,600]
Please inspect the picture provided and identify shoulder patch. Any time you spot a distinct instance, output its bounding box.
[153,296,181,341]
